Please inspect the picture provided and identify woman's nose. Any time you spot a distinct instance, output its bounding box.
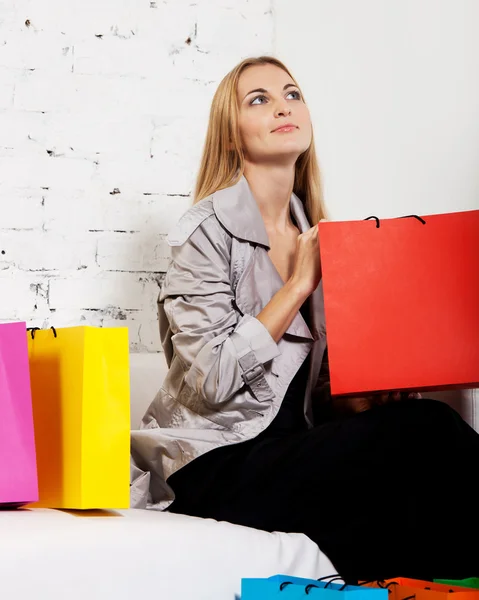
[274,101,291,118]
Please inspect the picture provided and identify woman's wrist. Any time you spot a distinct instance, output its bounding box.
[256,276,311,343]
[285,276,311,304]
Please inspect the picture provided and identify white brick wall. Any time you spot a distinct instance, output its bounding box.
[0,0,274,351]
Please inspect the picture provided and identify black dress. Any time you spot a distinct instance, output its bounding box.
[168,301,479,582]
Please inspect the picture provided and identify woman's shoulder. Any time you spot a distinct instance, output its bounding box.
[167,195,229,248]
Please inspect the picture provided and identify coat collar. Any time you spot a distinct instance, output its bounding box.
[212,175,311,245]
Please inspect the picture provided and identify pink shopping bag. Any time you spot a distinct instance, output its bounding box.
[0,322,38,506]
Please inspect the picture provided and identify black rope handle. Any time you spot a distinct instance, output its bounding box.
[27,326,57,340]
[364,216,381,228]
[279,582,330,594]
[324,577,345,588]
[279,581,293,591]
[357,580,393,594]
[278,575,343,594]
[306,584,320,595]
[358,580,386,587]
[383,581,400,594]
[278,575,393,595]
[364,214,427,229]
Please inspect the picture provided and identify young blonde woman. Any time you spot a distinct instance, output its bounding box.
[131,56,479,582]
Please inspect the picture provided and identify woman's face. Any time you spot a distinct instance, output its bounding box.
[236,64,312,164]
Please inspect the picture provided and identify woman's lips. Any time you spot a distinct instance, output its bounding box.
[272,124,298,133]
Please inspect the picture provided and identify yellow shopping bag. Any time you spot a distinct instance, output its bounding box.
[27,326,130,509]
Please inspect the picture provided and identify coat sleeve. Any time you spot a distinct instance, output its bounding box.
[160,213,280,406]
[311,345,335,422]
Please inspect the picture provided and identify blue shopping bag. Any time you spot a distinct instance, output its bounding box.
[241,578,337,598]
[241,575,389,600]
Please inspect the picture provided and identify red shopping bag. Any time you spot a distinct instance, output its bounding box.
[318,210,479,397]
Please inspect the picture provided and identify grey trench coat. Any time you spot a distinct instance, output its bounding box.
[130,176,328,509]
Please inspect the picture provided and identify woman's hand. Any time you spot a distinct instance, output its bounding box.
[257,220,325,343]
[289,221,325,297]
[374,391,422,404]
[331,391,423,416]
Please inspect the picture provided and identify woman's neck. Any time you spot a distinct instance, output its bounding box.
[243,162,296,234]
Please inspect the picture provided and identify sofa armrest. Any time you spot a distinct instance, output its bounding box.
[427,389,478,432]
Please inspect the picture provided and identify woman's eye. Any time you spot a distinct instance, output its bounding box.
[250,95,268,105]
[287,90,302,100]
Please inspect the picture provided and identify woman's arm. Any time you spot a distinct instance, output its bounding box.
[256,224,321,342]
[162,214,280,407]
[255,280,308,343]
[162,214,321,407]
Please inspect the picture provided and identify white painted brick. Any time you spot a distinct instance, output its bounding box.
[49,272,160,311]
[0,0,274,353]
[102,314,161,352]
[0,32,74,73]
[74,37,172,79]
[150,116,207,171]
[0,68,15,110]
[0,110,47,150]
[134,316,162,352]
[43,187,134,231]
[96,232,169,272]
[0,271,45,316]
[14,69,216,118]
[43,188,192,234]
[13,70,77,112]
[196,4,274,55]
[146,194,193,233]
[10,110,154,157]
[15,0,151,40]
[92,152,199,196]
[136,1,198,48]
[0,0,16,33]
[171,48,245,84]
[211,0,272,9]
[92,155,163,194]
[0,230,97,271]
[0,152,97,189]
[0,82,14,110]
[0,187,45,229]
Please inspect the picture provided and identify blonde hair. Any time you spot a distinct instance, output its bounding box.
[193,56,327,224]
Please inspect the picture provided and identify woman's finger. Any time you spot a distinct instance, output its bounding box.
[374,393,389,405]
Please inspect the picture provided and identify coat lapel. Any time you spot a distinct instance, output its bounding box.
[290,192,327,343]
[235,246,313,340]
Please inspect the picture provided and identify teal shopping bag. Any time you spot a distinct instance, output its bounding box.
[241,575,389,600]
[241,578,338,599]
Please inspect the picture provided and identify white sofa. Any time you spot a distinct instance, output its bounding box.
[0,352,476,600]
